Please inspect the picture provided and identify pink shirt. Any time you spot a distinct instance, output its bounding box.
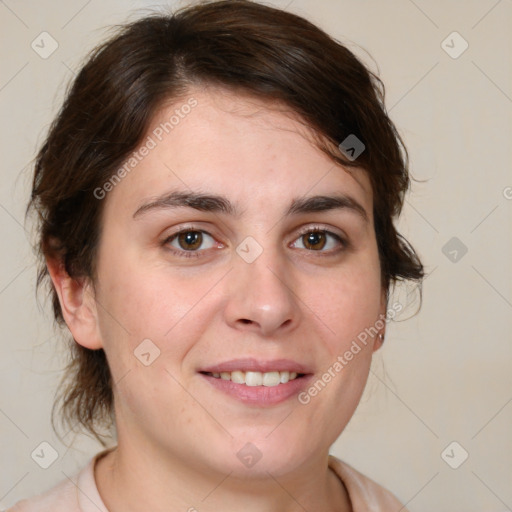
[7,450,407,511]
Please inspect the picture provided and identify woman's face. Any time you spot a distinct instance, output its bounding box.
[89,86,385,477]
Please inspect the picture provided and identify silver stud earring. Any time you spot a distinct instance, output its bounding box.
[378,333,385,343]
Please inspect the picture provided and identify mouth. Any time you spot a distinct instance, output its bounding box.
[200,370,306,387]
[198,358,313,406]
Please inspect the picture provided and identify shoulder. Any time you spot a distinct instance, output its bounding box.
[6,477,77,512]
[6,448,112,512]
[328,455,409,511]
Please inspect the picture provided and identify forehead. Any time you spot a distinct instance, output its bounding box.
[102,85,373,219]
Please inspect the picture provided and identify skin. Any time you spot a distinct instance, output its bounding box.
[48,85,386,512]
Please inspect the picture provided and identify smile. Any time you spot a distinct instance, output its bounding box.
[202,370,301,387]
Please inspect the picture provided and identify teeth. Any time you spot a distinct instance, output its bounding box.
[231,370,245,384]
[262,371,280,387]
[207,370,300,387]
[246,371,263,386]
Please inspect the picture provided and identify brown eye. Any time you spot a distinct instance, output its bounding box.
[165,230,217,256]
[291,228,345,253]
[302,231,327,250]
[177,231,203,250]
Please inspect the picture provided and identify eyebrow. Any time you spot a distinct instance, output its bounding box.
[132,190,368,222]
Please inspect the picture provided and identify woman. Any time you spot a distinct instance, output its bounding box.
[11,0,423,510]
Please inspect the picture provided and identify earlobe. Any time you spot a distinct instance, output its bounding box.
[374,332,385,350]
[373,328,385,353]
[373,291,387,353]
[46,257,103,350]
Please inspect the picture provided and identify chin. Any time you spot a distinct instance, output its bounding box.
[213,432,316,479]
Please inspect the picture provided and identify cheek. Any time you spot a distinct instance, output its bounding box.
[94,258,220,369]
[301,266,381,432]
[305,252,383,421]
[307,257,383,357]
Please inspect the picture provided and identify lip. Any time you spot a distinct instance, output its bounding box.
[198,358,314,406]
[199,358,312,374]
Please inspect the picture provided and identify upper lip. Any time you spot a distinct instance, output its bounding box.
[199,358,312,374]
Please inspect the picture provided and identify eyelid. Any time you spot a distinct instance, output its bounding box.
[294,223,346,239]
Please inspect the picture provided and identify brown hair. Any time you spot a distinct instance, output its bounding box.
[28,0,424,445]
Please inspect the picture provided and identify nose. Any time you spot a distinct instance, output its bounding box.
[223,244,300,338]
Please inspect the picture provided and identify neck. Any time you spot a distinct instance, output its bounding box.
[95,440,351,512]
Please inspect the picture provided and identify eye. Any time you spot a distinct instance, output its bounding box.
[164,229,218,258]
[291,227,346,253]
[162,226,346,259]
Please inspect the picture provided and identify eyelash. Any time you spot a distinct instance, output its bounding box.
[162,225,348,259]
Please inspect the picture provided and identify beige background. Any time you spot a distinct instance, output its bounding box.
[1,1,511,510]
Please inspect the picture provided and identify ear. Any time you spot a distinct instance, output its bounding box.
[46,256,103,350]
[372,288,387,353]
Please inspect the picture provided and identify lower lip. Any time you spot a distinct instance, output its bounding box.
[200,373,313,406]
